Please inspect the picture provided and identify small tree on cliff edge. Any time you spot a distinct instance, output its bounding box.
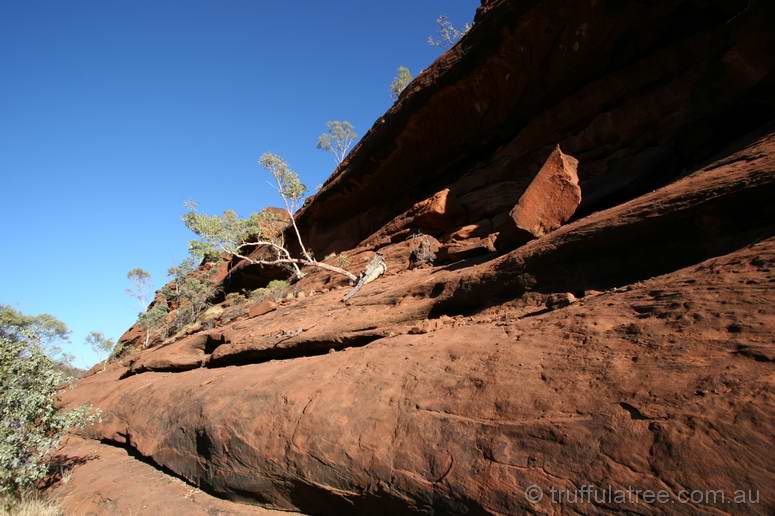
[316,121,357,164]
[125,268,151,309]
[161,256,217,333]
[390,66,413,100]
[183,152,357,282]
[427,15,471,48]
[125,268,168,348]
[85,331,116,370]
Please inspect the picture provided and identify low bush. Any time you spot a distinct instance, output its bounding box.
[0,333,98,497]
[249,279,289,303]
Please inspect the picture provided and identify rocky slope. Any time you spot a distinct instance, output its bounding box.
[51,0,774,514]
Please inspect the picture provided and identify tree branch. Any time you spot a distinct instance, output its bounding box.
[232,249,357,282]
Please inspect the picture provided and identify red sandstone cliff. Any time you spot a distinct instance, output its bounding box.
[52,1,775,514]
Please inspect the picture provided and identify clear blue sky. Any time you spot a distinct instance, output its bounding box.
[0,0,478,368]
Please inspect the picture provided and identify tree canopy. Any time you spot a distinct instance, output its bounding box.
[316,121,357,164]
[125,268,152,309]
[390,66,413,100]
[427,15,471,48]
[184,152,357,282]
[0,305,69,345]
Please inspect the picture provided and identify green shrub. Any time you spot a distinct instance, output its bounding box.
[109,341,125,360]
[248,288,267,300]
[224,292,246,306]
[0,332,98,496]
[160,257,218,337]
[249,280,289,303]
[266,279,289,291]
[137,303,168,348]
[266,280,289,300]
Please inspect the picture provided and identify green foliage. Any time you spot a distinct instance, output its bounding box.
[316,121,357,164]
[126,268,150,281]
[183,208,283,260]
[85,331,114,355]
[248,288,267,301]
[249,279,289,302]
[110,341,125,360]
[224,292,247,305]
[258,153,307,207]
[427,15,471,48]
[0,307,69,344]
[85,331,115,370]
[167,254,198,279]
[125,268,166,347]
[162,257,217,329]
[161,256,216,335]
[184,152,354,281]
[125,268,152,309]
[390,66,413,100]
[0,306,71,365]
[138,303,167,333]
[136,303,168,348]
[0,332,98,496]
[267,279,289,292]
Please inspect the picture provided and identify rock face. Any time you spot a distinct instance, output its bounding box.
[291,0,775,259]
[50,0,775,514]
[509,146,580,238]
[50,437,294,515]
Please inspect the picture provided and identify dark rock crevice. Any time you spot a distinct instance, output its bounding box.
[291,0,775,259]
[206,331,386,369]
[95,437,272,510]
[429,128,775,317]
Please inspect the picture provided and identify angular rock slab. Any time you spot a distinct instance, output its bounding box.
[49,437,298,515]
[509,145,581,238]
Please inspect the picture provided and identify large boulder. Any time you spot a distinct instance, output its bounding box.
[509,145,580,238]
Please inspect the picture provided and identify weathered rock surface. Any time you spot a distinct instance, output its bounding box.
[54,128,775,514]
[509,146,580,239]
[60,236,775,515]
[49,437,296,515]
[48,0,775,514]
[292,0,775,258]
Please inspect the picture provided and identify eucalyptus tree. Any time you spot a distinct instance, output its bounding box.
[316,121,357,164]
[427,15,471,48]
[125,268,167,348]
[125,268,152,309]
[0,328,97,496]
[162,256,216,331]
[390,66,413,100]
[0,304,71,364]
[137,303,168,348]
[85,331,116,370]
[184,153,357,282]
